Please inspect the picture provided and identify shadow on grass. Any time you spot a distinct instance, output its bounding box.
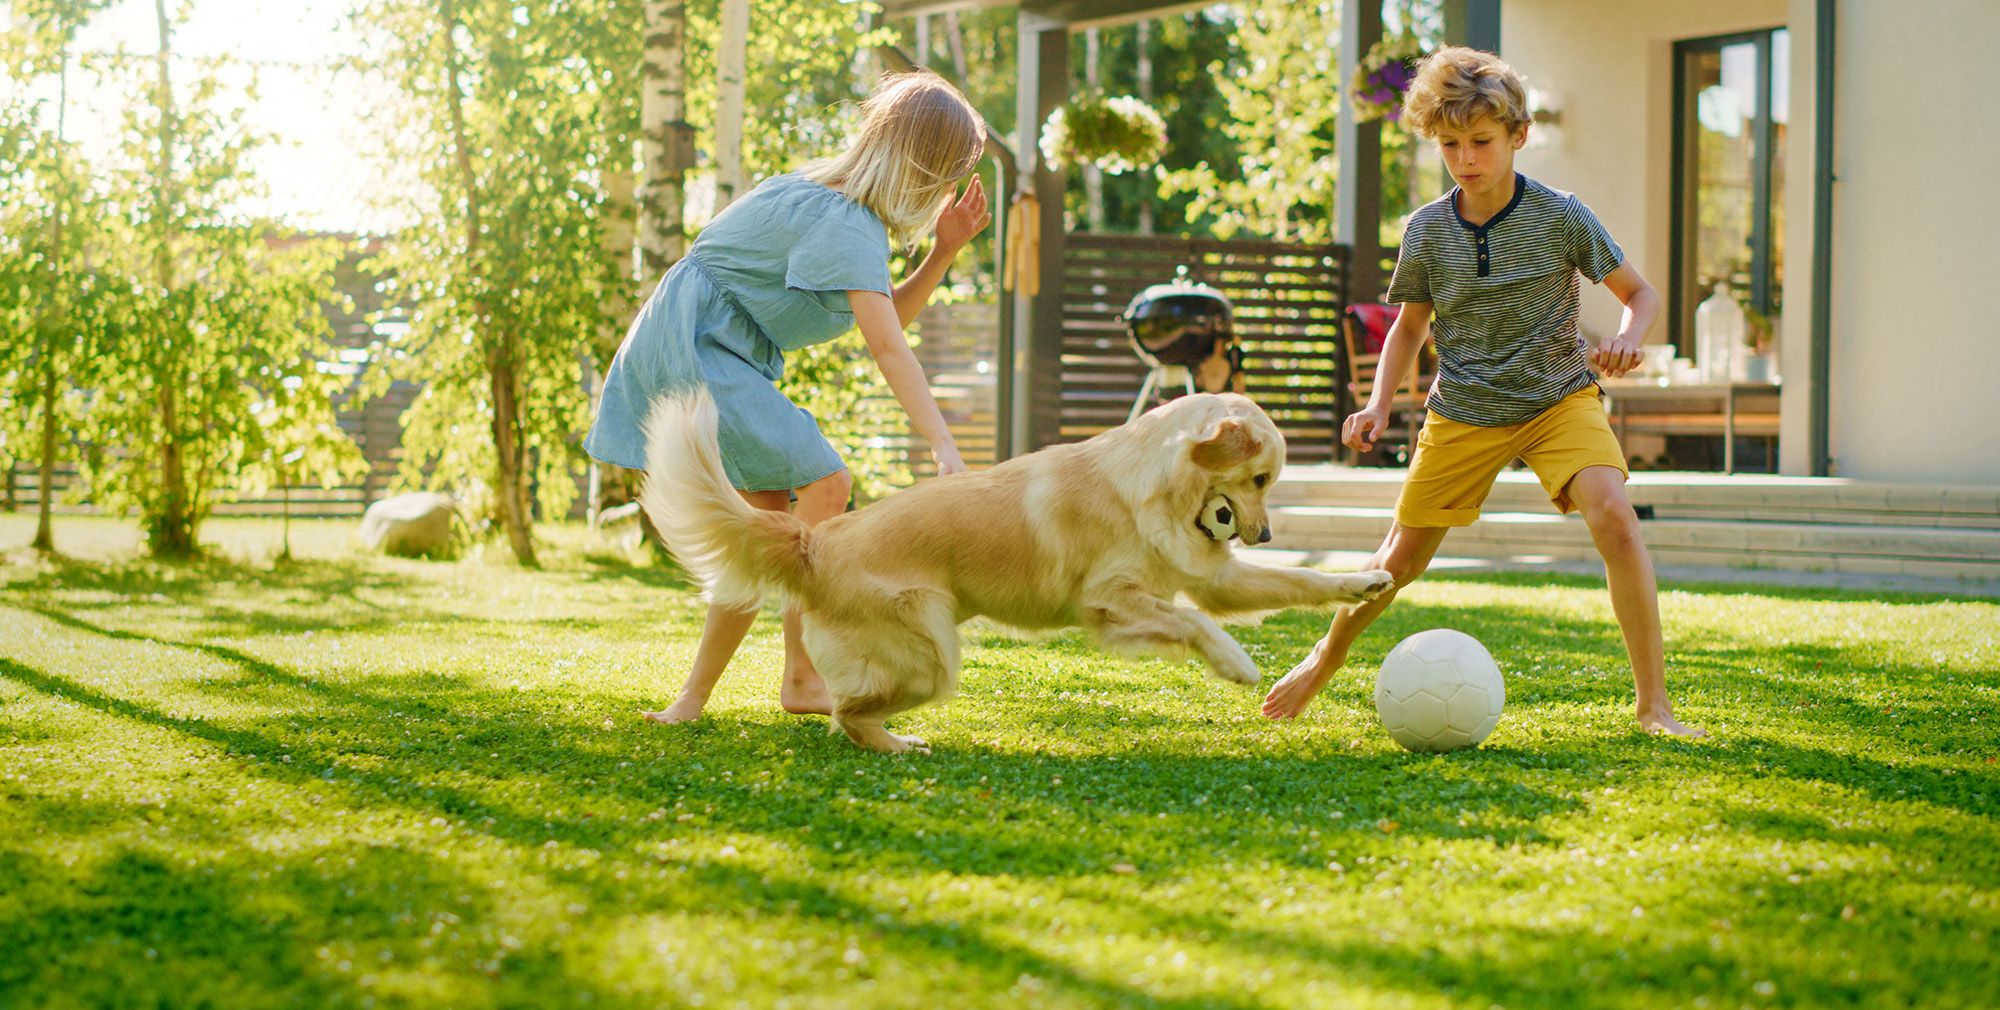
[9,590,2000,1008]
[0,807,1294,1010]
[6,765,1991,1010]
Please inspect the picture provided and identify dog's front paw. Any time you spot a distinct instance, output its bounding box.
[1353,568,1396,601]
[1210,652,1261,686]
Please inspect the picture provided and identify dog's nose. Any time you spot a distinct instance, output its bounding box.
[1255,525,1272,544]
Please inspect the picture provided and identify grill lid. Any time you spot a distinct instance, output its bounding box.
[1123,281,1234,367]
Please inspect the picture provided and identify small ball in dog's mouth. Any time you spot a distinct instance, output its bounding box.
[1197,494,1237,540]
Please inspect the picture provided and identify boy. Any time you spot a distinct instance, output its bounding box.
[1261,47,1702,736]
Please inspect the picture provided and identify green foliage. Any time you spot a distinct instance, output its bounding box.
[352,0,636,531]
[682,0,894,186]
[0,2,119,510]
[0,2,358,555]
[72,29,362,557]
[1158,0,1344,242]
[4,516,1999,1008]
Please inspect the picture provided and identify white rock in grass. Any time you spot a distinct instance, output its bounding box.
[359,492,461,557]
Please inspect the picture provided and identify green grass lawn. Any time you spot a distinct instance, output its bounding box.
[2,515,1996,1009]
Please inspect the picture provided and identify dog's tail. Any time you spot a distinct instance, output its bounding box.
[639,389,813,611]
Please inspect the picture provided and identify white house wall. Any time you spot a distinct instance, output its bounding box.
[1504,0,1998,484]
[1502,0,1786,355]
[1802,0,2000,483]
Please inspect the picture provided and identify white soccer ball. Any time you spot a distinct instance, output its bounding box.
[1374,629,1505,752]
[1196,494,1237,541]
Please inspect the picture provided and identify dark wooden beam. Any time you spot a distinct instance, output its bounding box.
[1809,0,1835,476]
[880,0,1205,28]
[1016,12,1070,453]
[1337,0,1384,305]
[1441,0,1502,54]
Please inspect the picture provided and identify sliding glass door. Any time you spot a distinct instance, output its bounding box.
[1670,28,1789,361]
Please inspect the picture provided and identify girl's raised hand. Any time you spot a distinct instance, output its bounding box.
[933,175,991,254]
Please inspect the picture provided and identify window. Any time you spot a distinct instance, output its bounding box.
[1670,28,1789,358]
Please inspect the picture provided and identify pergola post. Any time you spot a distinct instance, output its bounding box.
[1014,11,1069,454]
[1337,0,1385,305]
[1440,0,1502,54]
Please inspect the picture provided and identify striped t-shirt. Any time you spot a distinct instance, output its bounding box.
[1386,174,1624,426]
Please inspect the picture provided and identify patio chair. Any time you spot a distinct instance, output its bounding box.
[1339,304,1435,466]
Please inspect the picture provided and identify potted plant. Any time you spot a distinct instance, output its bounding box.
[1347,34,1428,124]
[1039,93,1168,175]
[1740,301,1777,382]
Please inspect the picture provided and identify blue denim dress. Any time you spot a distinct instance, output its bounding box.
[585,174,895,491]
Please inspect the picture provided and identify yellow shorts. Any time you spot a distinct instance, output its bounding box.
[1395,386,1628,528]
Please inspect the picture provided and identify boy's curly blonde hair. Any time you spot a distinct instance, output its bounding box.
[803,70,987,252]
[1401,46,1534,139]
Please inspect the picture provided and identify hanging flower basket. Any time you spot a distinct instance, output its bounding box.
[1039,93,1168,175]
[1348,35,1428,124]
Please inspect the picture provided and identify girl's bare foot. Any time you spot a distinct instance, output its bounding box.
[1262,638,1342,719]
[640,695,707,724]
[1639,707,1707,737]
[780,670,833,716]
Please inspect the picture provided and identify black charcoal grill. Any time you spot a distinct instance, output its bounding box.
[1121,280,1236,421]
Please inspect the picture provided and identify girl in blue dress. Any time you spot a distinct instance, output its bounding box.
[585,70,990,724]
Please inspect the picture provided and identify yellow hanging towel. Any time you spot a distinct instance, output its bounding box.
[1003,191,1040,297]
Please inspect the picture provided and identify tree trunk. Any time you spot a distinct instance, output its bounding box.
[31,367,57,551]
[713,0,748,212]
[442,0,536,565]
[638,0,689,280]
[1136,19,1154,235]
[590,163,636,525]
[1082,27,1105,233]
[945,11,967,84]
[31,48,66,551]
[150,0,196,558]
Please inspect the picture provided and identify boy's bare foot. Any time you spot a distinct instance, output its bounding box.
[1262,639,1342,719]
[640,696,707,724]
[779,669,833,716]
[1638,706,1707,737]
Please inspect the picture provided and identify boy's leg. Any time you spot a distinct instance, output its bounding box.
[1264,410,1517,719]
[1563,466,1704,737]
[1261,523,1450,718]
[643,486,796,724]
[777,469,851,715]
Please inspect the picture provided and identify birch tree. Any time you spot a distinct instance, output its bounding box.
[711,0,748,211]
[356,0,637,563]
[68,0,360,557]
[0,0,116,553]
[639,0,691,276]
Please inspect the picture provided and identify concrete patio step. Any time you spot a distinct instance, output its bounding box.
[1266,467,2000,593]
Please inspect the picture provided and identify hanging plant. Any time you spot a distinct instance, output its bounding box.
[1039,93,1168,175]
[1348,34,1428,124]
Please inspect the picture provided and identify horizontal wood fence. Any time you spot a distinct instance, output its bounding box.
[1057,233,1351,463]
[6,233,1356,518]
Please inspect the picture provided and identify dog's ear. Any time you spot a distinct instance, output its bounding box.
[1189,416,1263,471]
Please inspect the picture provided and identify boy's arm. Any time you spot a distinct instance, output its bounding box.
[1345,301,1435,452]
[850,289,967,475]
[1592,262,1660,379]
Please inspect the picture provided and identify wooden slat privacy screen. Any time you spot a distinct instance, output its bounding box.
[1058,233,1351,463]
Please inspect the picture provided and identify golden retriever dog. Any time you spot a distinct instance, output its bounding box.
[640,389,1395,753]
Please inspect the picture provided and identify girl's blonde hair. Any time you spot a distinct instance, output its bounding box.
[803,70,987,251]
[1402,46,1533,139]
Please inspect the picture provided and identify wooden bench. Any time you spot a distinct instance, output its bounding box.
[1599,380,1782,473]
